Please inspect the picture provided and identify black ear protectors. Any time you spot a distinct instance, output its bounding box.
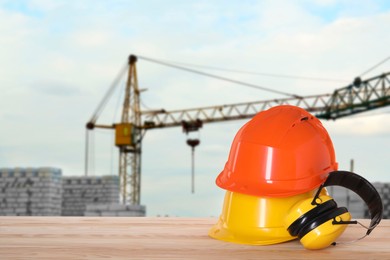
[285,170,383,250]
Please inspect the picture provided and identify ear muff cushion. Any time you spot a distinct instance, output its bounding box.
[298,206,348,239]
[288,199,337,237]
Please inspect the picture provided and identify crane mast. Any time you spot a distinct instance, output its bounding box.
[117,55,142,204]
[86,55,142,205]
[86,54,390,206]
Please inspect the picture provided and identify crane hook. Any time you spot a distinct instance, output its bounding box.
[187,139,200,193]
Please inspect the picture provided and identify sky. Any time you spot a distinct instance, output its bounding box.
[1,0,390,217]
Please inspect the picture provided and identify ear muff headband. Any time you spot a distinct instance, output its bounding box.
[313,170,383,235]
[288,199,337,236]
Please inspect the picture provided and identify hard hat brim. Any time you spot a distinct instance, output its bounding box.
[209,216,296,245]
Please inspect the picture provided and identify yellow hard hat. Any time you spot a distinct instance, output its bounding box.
[210,171,383,249]
[209,189,327,245]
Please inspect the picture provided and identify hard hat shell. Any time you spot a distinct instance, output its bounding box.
[216,105,337,197]
[209,189,328,245]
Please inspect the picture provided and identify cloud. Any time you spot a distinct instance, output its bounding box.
[31,80,82,96]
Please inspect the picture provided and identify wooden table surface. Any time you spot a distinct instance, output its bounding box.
[0,217,389,259]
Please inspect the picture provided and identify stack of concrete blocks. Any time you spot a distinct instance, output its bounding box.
[370,182,390,219]
[0,167,62,216]
[62,175,146,216]
[1,167,147,216]
[84,203,146,217]
[327,186,366,219]
[61,175,120,216]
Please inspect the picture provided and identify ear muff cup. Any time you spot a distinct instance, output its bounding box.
[299,207,351,250]
[297,206,348,239]
[287,199,337,237]
[285,195,352,249]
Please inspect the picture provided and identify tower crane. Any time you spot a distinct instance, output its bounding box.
[86,54,390,205]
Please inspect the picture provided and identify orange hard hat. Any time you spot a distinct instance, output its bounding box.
[216,105,338,197]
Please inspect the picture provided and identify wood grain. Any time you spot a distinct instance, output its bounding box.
[0,217,389,259]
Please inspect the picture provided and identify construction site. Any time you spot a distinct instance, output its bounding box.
[1,55,389,219]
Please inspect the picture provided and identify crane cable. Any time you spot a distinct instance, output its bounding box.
[110,79,126,175]
[85,130,96,176]
[146,58,349,83]
[88,62,128,124]
[360,56,390,77]
[137,55,302,98]
[85,62,128,176]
